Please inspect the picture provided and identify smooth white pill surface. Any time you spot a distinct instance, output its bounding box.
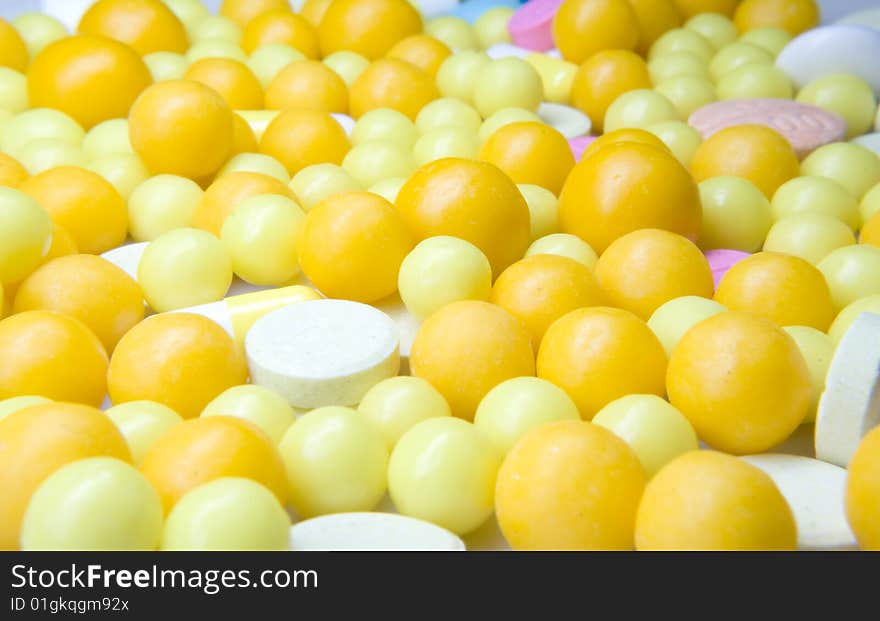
[288,512,466,551]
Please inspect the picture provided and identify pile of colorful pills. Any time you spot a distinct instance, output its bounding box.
[1,0,880,552]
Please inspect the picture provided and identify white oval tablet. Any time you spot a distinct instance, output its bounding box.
[485,43,532,59]
[100,241,147,281]
[852,132,880,156]
[289,512,466,551]
[331,113,356,136]
[837,8,880,32]
[538,102,592,138]
[371,294,420,373]
[815,311,880,467]
[740,454,856,551]
[246,299,400,409]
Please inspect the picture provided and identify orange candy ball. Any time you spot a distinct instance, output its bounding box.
[396,158,532,275]
[0,153,28,187]
[691,125,800,199]
[672,0,740,18]
[559,142,701,254]
[553,0,640,63]
[19,166,128,255]
[479,122,575,195]
[386,35,452,79]
[0,311,108,407]
[628,0,682,55]
[861,210,880,248]
[318,0,423,60]
[195,171,296,239]
[580,127,670,160]
[410,301,536,420]
[714,251,835,331]
[350,59,440,120]
[259,108,350,175]
[220,0,291,28]
[108,313,248,419]
[14,254,144,352]
[0,18,28,72]
[184,58,264,110]
[490,253,606,350]
[139,415,287,512]
[241,9,319,58]
[298,191,413,303]
[265,60,349,113]
[734,0,819,35]
[570,50,652,132]
[27,35,152,130]
[301,0,333,27]
[595,229,714,320]
[78,0,189,55]
[0,402,131,550]
[129,80,235,180]
[846,426,880,550]
[537,306,668,418]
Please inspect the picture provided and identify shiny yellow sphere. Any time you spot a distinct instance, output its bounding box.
[763,213,856,266]
[698,175,773,252]
[647,295,727,357]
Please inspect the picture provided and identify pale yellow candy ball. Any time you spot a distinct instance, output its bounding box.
[828,294,880,342]
[190,15,242,44]
[17,138,87,174]
[21,457,163,551]
[351,108,418,148]
[1,108,84,156]
[771,175,861,231]
[475,7,514,49]
[739,27,792,57]
[11,12,67,57]
[0,187,53,285]
[781,325,835,424]
[649,28,715,63]
[87,153,150,200]
[412,126,480,166]
[763,213,857,265]
[518,183,559,241]
[83,119,133,158]
[219,152,290,183]
[186,40,248,64]
[289,163,362,211]
[165,0,210,31]
[593,394,698,478]
[0,395,50,422]
[525,53,577,105]
[647,295,727,356]
[685,13,738,50]
[161,478,290,551]
[801,142,880,199]
[0,68,27,114]
[477,107,542,143]
[646,120,703,167]
[398,235,493,320]
[279,406,389,518]
[416,97,482,134]
[425,16,479,51]
[648,52,711,84]
[105,400,184,465]
[653,76,717,119]
[604,89,680,133]
[358,376,452,450]
[709,42,773,82]
[474,376,580,456]
[368,177,407,203]
[202,384,295,444]
[248,44,306,88]
[127,174,203,242]
[436,50,491,103]
[342,139,415,187]
[137,228,233,312]
[322,50,370,87]
[818,244,880,311]
[525,233,598,270]
[861,182,880,223]
[220,194,306,286]
[698,176,772,252]
[144,52,189,82]
[473,57,543,118]
[716,63,793,99]
[796,74,876,140]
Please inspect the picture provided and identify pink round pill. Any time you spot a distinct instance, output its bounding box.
[688,99,846,159]
[568,135,596,161]
[705,249,750,289]
[508,0,565,52]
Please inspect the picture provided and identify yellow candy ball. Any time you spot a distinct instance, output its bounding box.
[87,153,149,201]
[137,228,233,312]
[17,139,86,175]
[654,76,717,119]
[474,7,514,49]
[846,426,880,550]
[247,44,306,88]
[342,139,415,187]
[781,325,834,424]
[477,107,542,143]
[647,295,727,356]
[127,174,203,242]
[350,108,418,148]
[860,181,880,224]
[322,50,369,87]
[645,120,703,167]
[708,41,773,82]
[698,175,773,252]
[289,163,363,211]
[202,385,295,445]
[11,12,67,57]
[739,27,792,56]
[684,12,737,50]
[219,152,289,184]
[648,51,711,83]
[0,187,52,285]
[828,294,880,342]
[771,175,861,231]
[412,126,480,166]
[763,213,856,265]
[525,233,598,270]
[0,395,50,422]
[105,400,184,465]
[649,28,714,63]
[797,74,876,139]
[415,97,482,134]
[0,108,84,157]
[518,184,559,242]
[358,376,452,450]
[818,245,880,312]
[0,67,27,113]
[473,57,543,118]
[144,51,189,82]
[604,88,680,133]
[435,50,490,103]
[716,62,794,99]
[82,119,132,159]
[801,142,880,199]
[425,16,479,51]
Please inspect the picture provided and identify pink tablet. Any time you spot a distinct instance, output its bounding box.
[568,135,596,161]
[508,0,565,52]
[705,249,750,289]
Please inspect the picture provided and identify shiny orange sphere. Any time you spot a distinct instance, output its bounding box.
[78,0,189,55]
[259,108,350,175]
[318,0,423,60]
[265,60,349,113]
[553,0,640,63]
[350,59,440,120]
[570,50,652,132]
[479,122,575,195]
[241,9,319,58]
[220,0,291,27]
[195,171,296,237]
[0,18,28,72]
[386,35,452,78]
[184,58,264,110]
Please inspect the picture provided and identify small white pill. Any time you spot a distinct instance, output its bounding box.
[537,102,591,138]
[288,512,466,551]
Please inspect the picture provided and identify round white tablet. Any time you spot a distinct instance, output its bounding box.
[538,102,592,139]
[100,241,147,282]
[246,299,400,409]
[815,311,880,467]
[740,454,856,551]
[288,512,466,551]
